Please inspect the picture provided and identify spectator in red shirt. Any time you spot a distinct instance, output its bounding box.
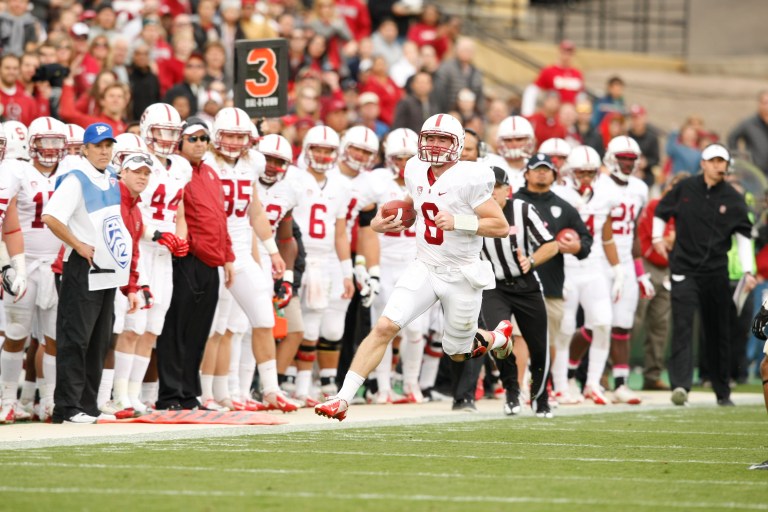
[0,54,39,126]
[407,4,450,60]
[336,0,371,41]
[74,34,112,97]
[359,55,402,127]
[75,70,116,117]
[59,75,128,135]
[527,91,567,146]
[156,118,234,411]
[521,40,585,116]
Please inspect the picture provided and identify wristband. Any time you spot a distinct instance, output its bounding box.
[340,259,353,279]
[142,228,156,242]
[602,239,615,246]
[354,255,366,267]
[263,237,279,255]
[651,236,664,245]
[368,265,380,278]
[454,214,479,233]
[283,269,294,284]
[634,258,644,277]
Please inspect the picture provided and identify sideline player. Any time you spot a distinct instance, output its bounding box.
[315,114,513,421]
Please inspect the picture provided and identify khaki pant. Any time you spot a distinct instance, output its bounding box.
[633,260,671,382]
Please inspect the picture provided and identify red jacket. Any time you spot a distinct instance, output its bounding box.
[407,23,449,60]
[336,0,371,41]
[59,84,127,135]
[0,86,39,126]
[184,160,234,267]
[359,77,402,127]
[527,112,567,146]
[637,198,674,268]
[534,65,584,104]
[120,181,143,295]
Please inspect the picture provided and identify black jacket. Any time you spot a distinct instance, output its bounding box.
[515,186,593,298]
[129,66,161,122]
[654,174,752,276]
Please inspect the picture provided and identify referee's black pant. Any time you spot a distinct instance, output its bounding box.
[670,271,731,400]
[481,273,550,407]
[156,255,219,410]
[53,252,116,422]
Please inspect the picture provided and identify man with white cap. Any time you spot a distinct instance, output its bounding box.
[653,143,755,407]
[42,122,134,424]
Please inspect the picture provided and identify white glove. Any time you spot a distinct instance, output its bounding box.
[353,256,370,297]
[637,273,656,299]
[9,254,27,302]
[610,264,624,303]
[361,266,381,308]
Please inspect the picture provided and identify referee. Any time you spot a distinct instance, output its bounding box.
[653,144,755,407]
[481,165,559,417]
[43,123,131,424]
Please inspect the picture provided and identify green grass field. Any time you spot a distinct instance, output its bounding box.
[1,406,766,512]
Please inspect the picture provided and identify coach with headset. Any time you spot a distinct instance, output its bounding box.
[653,143,755,407]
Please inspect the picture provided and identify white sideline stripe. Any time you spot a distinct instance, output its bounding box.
[4,461,766,487]
[0,486,764,510]
[125,446,755,465]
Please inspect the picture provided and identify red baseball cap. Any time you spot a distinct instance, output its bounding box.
[559,40,576,51]
[629,104,646,116]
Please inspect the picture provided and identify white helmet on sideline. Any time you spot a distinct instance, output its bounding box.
[140,103,183,157]
[257,133,293,184]
[384,127,418,178]
[3,121,28,161]
[212,107,252,159]
[302,125,340,172]
[604,135,642,182]
[340,125,379,172]
[28,116,66,167]
[497,116,535,160]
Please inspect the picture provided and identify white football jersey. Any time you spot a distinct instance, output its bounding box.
[258,169,303,236]
[327,167,380,240]
[204,150,265,255]
[551,179,582,207]
[564,173,622,269]
[404,157,493,267]
[292,167,352,257]
[0,159,61,259]
[139,153,191,234]
[370,168,417,260]
[601,175,648,262]
[481,153,526,192]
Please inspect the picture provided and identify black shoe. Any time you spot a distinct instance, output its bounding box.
[155,403,182,411]
[503,391,521,416]
[533,399,554,419]
[452,399,477,412]
[717,398,735,407]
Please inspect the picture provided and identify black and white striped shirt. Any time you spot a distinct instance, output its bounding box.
[481,198,553,281]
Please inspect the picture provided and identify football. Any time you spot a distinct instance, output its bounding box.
[556,227,578,243]
[381,200,417,228]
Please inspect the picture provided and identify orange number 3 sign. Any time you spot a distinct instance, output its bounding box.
[245,48,279,98]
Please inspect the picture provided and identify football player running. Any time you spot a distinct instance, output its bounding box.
[0,117,66,422]
[315,113,513,421]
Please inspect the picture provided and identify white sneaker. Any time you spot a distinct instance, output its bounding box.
[18,399,35,418]
[613,385,642,405]
[0,403,16,424]
[402,382,424,404]
[35,402,53,423]
[202,399,229,412]
[97,413,116,421]
[64,412,97,424]
[554,391,582,405]
[583,385,611,405]
[129,397,149,415]
[100,400,132,415]
[567,379,584,402]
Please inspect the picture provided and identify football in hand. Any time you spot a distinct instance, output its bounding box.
[556,228,578,243]
[381,200,416,228]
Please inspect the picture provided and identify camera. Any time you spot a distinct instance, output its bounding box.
[32,64,70,88]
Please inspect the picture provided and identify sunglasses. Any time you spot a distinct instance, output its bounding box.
[187,134,210,143]
[123,154,153,167]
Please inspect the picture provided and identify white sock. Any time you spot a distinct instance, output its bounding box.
[200,374,214,401]
[295,370,312,398]
[35,377,45,399]
[141,381,158,405]
[552,331,571,393]
[0,350,24,404]
[129,355,151,385]
[20,380,36,402]
[419,354,441,390]
[319,368,337,380]
[127,382,143,406]
[228,332,242,399]
[112,351,133,403]
[257,359,279,395]
[97,369,114,408]
[337,371,365,403]
[286,366,297,379]
[42,353,56,403]
[239,336,255,400]
[586,326,611,389]
[401,336,425,386]
[213,376,229,402]
[374,343,393,393]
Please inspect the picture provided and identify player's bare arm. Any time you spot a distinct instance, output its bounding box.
[174,199,188,239]
[371,195,413,233]
[357,203,380,268]
[275,212,297,271]
[2,198,24,257]
[250,192,285,278]
[334,217,355,299]
[433,197,509,238]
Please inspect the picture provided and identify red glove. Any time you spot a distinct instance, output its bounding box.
[273,279,293,309]
[154,231,187,257]
[140,285,154,309]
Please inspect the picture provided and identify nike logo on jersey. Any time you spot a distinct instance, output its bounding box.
[438,191,447,196]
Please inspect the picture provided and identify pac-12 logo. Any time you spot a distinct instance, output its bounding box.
[245,48,278,98]
[103,215,130,269]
